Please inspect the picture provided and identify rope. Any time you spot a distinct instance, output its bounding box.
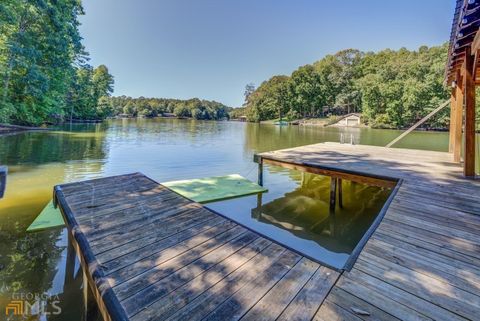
[385,99,450,148]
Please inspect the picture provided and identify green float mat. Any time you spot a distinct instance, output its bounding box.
[163,174,267,203]
[26,200,65,232]
[27,174,266,232]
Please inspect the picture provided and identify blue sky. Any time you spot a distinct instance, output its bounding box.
[79,0,454,107]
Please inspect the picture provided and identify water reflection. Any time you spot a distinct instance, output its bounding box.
[243,122,451,154]
[0,124,109,320]
[208,170,391,269]
[0,125,109,166]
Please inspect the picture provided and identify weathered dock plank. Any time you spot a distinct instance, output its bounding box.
[257,142,480,320]
[54,172,338,321]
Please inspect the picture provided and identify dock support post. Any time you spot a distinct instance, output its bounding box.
[258,159,264,186]
[256,193,262,210]
[454,70,464,163]
[253,193,263,219]
[330,177,337,213]
[83,267,89,321]
[64,233,76,291]
[82,262,98,321]
[338,179,343,209]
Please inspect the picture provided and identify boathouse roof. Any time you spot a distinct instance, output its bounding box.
[446,0,480,83]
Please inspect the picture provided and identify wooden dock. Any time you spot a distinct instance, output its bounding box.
[256,142,480,320]
[54,172,340,321]
[54,142,480,320]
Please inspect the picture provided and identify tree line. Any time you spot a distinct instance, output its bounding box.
[0,0,114,126]
[244,44,453,129]
[107,96,231,120]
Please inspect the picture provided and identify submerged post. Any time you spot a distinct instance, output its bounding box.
[64,233,76,292]
[256,193,263,209]
[257,158,264,186]
[449,85,456,153]
[338,178,343,208]
[330,177,337,213]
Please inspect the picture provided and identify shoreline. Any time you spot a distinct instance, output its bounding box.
[0,123,50,135]
[257,118,455,132]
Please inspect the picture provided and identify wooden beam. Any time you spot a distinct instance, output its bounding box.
[454,69,464,163]
[64,234,76,292]
[338,178,343,209]
[463,46,476,177]
[474,48,480,80]
[472,28,480,53]
[260,158,397,189]
[449,86,457,153]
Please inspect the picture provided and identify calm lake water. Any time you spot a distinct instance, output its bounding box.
[0,118,476,320]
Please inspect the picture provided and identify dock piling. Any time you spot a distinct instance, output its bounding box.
[338,178,343,208]
[330,177,337,213]
[258,159,264,186]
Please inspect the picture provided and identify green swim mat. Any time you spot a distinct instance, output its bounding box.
[27,174,266,232]
[162,174,267,203]
[26,200,65,232]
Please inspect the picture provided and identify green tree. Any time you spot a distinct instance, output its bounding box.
[0,0,86,125]
[107,96,230,120]
[290,65,324,118]
[92,65,114,102]
[246,43,450,128]
[243,83,255,107]
[0,0,114,125]
[247,76,291,121]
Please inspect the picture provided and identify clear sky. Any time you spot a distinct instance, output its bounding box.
[79,0,455,107]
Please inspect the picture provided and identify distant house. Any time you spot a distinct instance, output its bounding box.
[238,116,248,122]
[332,113,362,127]
[322,105,350,116]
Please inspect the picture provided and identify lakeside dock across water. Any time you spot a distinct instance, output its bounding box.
[54,142,480,321]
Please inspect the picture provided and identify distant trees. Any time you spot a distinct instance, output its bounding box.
[107,96,231,120]
[0,0,114,125]
[357,45,448,128]
[67,65,114,120]
[245,44,451,129]
[247,76,291,122]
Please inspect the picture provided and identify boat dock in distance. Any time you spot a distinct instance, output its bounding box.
[54,142,480,321]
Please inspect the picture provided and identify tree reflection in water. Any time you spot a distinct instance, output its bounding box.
[0,123,108,320]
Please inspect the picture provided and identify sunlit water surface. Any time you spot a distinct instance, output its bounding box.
[1,118,474,320]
